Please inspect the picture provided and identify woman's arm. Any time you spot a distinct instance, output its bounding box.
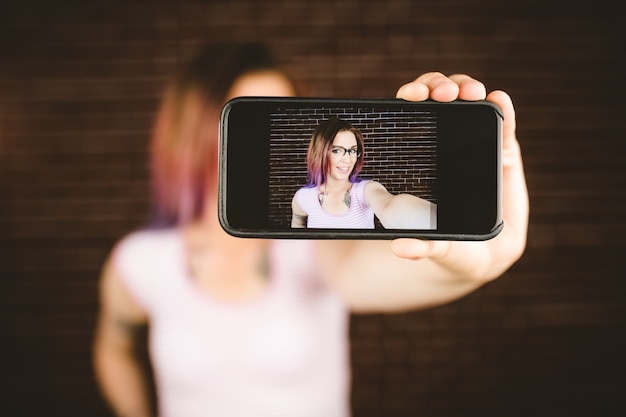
[365,181,436,229]
[314,73,528,313]
[93,256,154,417]
[291,194,308,228]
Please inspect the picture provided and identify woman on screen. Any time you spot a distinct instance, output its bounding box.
[291,117,437,229]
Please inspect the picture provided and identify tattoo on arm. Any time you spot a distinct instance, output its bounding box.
[113,317,147,339]
[293,213,308,227]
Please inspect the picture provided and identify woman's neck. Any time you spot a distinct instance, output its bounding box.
[182,195,270,302]
[320,177,352,194]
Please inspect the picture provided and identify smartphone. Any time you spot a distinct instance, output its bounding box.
[219,97,503,240]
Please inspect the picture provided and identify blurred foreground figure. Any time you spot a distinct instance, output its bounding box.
[93,42,528,417]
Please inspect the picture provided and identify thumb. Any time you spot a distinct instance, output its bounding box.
[390,239,451,261]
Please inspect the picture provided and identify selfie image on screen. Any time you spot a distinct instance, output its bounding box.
[267,106,438,230]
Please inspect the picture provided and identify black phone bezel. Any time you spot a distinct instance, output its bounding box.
[219,97,503,240]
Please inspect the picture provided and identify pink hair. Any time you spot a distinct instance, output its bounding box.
[149,86,219,226]
[146,42,295,228]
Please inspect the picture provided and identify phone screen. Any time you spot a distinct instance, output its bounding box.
[219,98,502,240]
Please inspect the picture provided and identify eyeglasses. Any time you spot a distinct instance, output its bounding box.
[330,146,360,159]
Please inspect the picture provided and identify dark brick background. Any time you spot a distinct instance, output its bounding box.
[0,1,625,416]
[268,106,437,227]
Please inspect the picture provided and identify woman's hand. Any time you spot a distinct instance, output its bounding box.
[391,73,529,280]
[314,73,528,312]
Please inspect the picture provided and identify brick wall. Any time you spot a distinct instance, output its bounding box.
[0,1,625,416]
[268,106,436,226]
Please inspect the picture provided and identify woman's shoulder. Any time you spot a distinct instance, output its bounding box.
[358,179,386,193]
[110,228,183,312]
[354,179,381,193]
[294,185,318,202]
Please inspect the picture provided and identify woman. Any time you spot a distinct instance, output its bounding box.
[291,117,436,229]
[93,42,529,417]
[93,43,348,417]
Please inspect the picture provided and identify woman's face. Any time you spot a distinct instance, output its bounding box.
[327,130,359,182]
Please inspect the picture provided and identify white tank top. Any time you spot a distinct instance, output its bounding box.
[114,229,350,417]
[294,180,375,229]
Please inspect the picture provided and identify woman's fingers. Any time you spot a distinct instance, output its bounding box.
[396,72,486,102]
[449,74,486,101]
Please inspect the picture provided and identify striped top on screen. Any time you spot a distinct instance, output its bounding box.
[294,180,375,229]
